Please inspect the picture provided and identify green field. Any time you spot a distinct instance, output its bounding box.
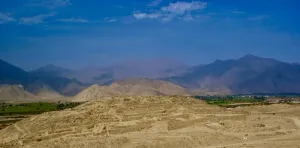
[195,95,267,107]
[206,98,262,105]
[0,102,82,116]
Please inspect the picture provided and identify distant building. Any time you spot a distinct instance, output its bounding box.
[17,84,24,90]
[265,98,280,104]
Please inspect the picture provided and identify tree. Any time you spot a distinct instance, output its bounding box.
[1,102,6,112]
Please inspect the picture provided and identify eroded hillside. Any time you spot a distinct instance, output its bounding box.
[72,78,189,102]
[1,96,300,148]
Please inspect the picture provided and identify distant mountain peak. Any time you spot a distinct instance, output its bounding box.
[31,64,73,77]
[38,64,68,71]
[238,54,280,66]
[292,62,300,65]
[239,54,261,60]
[244,54,257,57]
[44,64,57,68]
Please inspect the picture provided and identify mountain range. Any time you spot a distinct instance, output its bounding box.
[31,58,189,85]
[164,55,300,93]
[0,59,87,96]
[1,54,300,97]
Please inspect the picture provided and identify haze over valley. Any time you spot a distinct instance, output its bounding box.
[2,54,300,102]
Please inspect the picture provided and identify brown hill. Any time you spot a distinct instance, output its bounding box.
[0,84,72,102]
[0,85,37,102]
[72,85,121,102]
[33,84,64,99]
[73,78,189,102]
[110,78,189,96]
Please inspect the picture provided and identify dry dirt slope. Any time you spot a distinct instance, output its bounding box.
[0,85,38,102]
[72,78,189,102]
[110,78,189,96]
[32,84,63,99]
[0,84,71,102]
[1,96,300,148]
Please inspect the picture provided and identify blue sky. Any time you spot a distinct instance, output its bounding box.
[0,0,299,70]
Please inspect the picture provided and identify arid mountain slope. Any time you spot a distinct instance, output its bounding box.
[0,85,37,102]
[0,59,87,96]
[30,64,74,78]
[4,55,300,95]
[32,59,189,85]
[164,55,300,93]
[73,78,189,102]
[32,84,63,99]
[72,85,121,102]
[110,78,189,96]
[0,84,71,102]
[1,96,300,148]
[0,59,32,85]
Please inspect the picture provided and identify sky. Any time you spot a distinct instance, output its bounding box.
[0,0,300,70]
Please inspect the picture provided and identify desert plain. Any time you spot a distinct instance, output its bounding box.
[0,96,300,148]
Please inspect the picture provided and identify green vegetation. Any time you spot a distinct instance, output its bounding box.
[195,95,267,107]
[0,119,21,124]
[0,102,82,116]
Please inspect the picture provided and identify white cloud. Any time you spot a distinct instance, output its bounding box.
[248,15,270,21]
[133,12,162,20]
[147,13,162,19]
[133,13,148,19]
[133,1,207,22]
[148,0,163,7]
[57,18,89,23]
[20,13,55,24]
[0,12,15,24]
[161,1,207,14]
[104,17,117,22]
[160,15,174,22]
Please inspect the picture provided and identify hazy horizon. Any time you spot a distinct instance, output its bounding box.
[2,54,300,72]
[1,0,299,70]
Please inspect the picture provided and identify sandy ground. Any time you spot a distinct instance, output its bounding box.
[1,96,300,148]
[0,115,30,130]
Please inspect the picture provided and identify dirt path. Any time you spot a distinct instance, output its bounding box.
[288,117,300,128]
[13,123,26,136]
